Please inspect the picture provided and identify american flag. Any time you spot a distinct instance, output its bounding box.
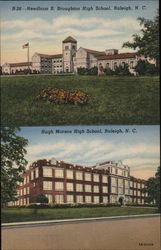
[22,43,29,49]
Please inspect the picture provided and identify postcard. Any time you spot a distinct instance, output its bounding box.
[0,0,159,126]
[1,125,160,249]
[1,1,160,250]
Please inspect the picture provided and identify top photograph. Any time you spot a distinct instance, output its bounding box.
[0,0,159,126]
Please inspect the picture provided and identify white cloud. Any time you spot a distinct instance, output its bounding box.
[25,139,160,175]
[1,15,141,63]
[1,15,140,48]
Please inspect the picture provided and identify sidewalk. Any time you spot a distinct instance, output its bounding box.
[2,213,160,228]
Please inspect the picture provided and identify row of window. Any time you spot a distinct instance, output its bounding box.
[130,190,148,197]
[19,187,30,196]
[130,181,145,189]
[53,59,62,63]
[110,167,129,177]
[53,65,62,68]
[43,181,108,193]
[111,186,129,195]
[46,194,108,204]
[111,177,129,187]
[99,61,134,70]
[43,167,108,182]
[41,59,52,63]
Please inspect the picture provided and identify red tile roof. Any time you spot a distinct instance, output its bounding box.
[97,52,137,60]
[82,48,105,57]
[38,53,62,59]
[10,62,32,67]
[62,36,77,43]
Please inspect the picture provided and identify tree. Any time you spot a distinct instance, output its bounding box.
[122,12,159,69]
[135,59,158,76]
[36,194,49,204]
[143,166,160,210]
[1,127,28,205]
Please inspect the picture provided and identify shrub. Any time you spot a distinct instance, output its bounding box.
[135,59,158,75]
[36,87,90,106]
[77,67,88,75]
[26,203,50,208]
[36,194,49,204]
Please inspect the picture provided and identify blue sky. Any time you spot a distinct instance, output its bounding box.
[17,125,160,180]
[1,0,159,64]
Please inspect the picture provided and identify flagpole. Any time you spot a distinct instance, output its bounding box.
[28,42,30,74]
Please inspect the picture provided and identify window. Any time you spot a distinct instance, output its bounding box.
[125,180,129,188]
[27,175,29,183]
[27,197,29,205]
[27,187,30,194]
[125,188,129,195]
[24,177,26,185]
[85,172,91,181]
[134,190,136,196]
[106,63,110,69]
[103,196,108,203]
[67,195,74,203]
[111,195,117,203]
[93,185,99,193]
[45,194,53,203]
[138,183,141,189]
[76,195,83,203]
[130,61,134,69]
[130,190,133,195]
[43,181,52,190]
[35,168,39,178]
[118,168,123,176]
[111,177,117,186]
[93,174,99,182]
[122,62,125,68]
[93,196,99,204]
[55,182,64,191]
[102,175,108,183]
[111,187,117,193]
[76,183,83,192]
[99,63,103,71]
[55,195,64,204]
[55,168,64,178]
[130,181,133,187]
[85,185,91,192]
[134,182,137,188]
[102,186,108,193]
[138,190,141,196]
[66,169,73,179]
[118,178,123,187]
[31,171,34,180]
[76,171,83,180]
[23,199,26,205]
[24,188,26,195]
[85,196,91,203]
[43,167,52,177]
[66,183,74,191]
[65,46,69,50]
[114,62,117,69]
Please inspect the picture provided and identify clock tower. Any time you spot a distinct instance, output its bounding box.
[62,36,77,73]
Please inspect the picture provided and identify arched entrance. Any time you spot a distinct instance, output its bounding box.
[117,195,126,206]
[119,197,124,205]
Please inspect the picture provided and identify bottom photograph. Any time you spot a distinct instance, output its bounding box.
[1,125,160,250]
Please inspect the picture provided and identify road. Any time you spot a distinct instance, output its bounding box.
[2,216,160,250]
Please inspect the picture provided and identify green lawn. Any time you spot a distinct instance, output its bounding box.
[1,75,160,125]
[1,207,158,223]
